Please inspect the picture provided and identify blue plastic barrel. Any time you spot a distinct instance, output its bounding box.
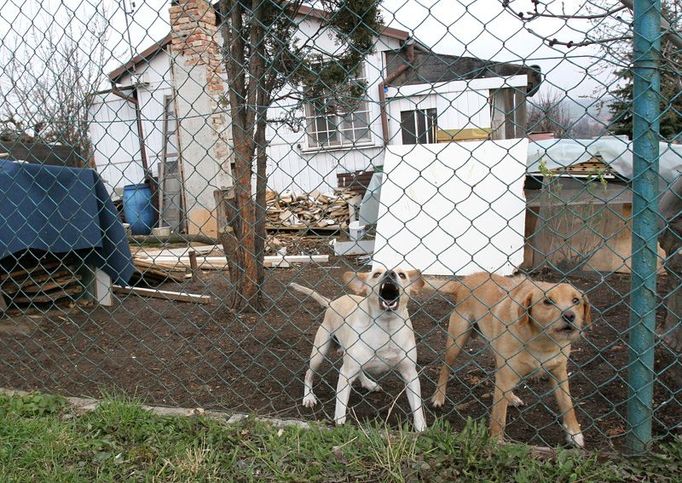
[122,183,155,235]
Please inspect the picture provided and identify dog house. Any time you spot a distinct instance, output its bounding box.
[523,157,664,273]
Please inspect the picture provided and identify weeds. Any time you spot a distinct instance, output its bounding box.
[0,392,678,481]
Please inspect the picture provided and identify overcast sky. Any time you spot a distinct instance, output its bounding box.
[1,0,617,106]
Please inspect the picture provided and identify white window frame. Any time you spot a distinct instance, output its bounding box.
[400,108,438,145]
[304,66,372,150]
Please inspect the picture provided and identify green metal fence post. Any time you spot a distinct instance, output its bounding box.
[627,0,662,454]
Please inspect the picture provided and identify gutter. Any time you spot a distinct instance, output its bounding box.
[378,40,416,145]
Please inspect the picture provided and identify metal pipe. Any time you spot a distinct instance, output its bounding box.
[131,88,151,182]
[627,0,661,454]
[378,41,415,145]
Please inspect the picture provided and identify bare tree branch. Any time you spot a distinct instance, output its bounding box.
[0,8,108,162]
[502,0,627,21]
[503,0,681,51]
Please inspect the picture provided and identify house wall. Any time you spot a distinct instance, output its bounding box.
[264,25,402,194]
[89,51,173,196]
[134,53,175,178]
[93,3,532,207]
[89,92,144,196]
[385,75,529,144]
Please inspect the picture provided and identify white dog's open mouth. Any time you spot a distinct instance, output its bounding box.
[379,281,400,311]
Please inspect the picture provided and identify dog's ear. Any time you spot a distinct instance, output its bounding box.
[582,293,592,327]
[343,271,370,295]
[406,269,425,293]
[517,289,535,325]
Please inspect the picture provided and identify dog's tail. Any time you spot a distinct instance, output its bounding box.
[288,283,331,308]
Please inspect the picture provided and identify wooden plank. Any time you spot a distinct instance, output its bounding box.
[15,274,82,294]
[436,127,490,142]
[265,224,341,233]
[0,261,63,281]
[134,267,188,283]
[133,245,219,258]
[525,188,632,208]
[13,284,83,304]
[133,259,189,282]
[133,258,187,273]
[113,285,212,304]
[0,269,72,290]
[135,255,327,271]
[267,255,328,263]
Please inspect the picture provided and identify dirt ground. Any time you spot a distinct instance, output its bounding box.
[1,239,680,450]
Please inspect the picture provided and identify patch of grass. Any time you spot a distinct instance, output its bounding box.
[615,436,682,482]
[0,392,66,418]
[0,392,678,481]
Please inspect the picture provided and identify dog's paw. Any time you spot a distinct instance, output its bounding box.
[564,427,585,448]
[302,393,318,408]
[430,393,445,408]
[361,380,382,393]
[507,393,525,407]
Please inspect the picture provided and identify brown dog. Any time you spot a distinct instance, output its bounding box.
[427,272,591,447]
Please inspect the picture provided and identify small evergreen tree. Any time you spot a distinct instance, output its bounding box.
[608,2,682,141]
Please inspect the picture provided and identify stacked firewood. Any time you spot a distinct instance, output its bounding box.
[265,189,359,229]
[0,260,83,305]
[132,258,189,283]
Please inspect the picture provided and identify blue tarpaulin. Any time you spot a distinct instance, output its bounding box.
[0,159,134,285]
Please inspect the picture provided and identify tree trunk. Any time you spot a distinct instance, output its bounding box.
[230,136,259,311]
[254,112,269,298]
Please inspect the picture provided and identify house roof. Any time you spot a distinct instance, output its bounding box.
[385,49,542,96]
[109,34,172,82]
[109,2,410,82]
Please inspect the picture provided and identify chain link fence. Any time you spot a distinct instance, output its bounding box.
[0,0,680,452]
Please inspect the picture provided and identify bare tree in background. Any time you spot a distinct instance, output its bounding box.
[527,90,571,137]
[570,116,608,138]
[0,9,108,164]
[504,0,681,135]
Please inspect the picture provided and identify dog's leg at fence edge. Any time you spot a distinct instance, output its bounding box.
[334,362,360,426]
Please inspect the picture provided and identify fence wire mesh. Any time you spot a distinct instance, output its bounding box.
[0,0,680,452]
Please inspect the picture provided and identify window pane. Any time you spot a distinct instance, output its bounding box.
[401,109,438,145]
[353,110,369,129]
[401,110,417,144]
[426,108,437,144]
[308,131,320,147]
[354,127,370,141]
[303,69,368,148]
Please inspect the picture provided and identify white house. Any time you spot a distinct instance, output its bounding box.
[89,0,541,236]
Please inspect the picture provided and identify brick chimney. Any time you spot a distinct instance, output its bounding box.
[169,0,232,237]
